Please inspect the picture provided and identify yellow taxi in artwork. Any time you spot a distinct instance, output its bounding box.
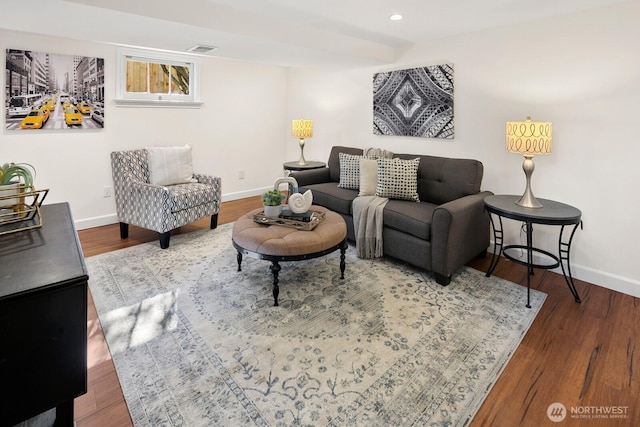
[64,106,83,126]
[42,99,56,112]
[20,107,50,129]
[77,102,92,115]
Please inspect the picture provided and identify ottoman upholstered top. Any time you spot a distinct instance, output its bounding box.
[232,205,347,257]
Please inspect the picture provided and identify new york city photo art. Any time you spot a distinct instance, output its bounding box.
[5,49,105,131]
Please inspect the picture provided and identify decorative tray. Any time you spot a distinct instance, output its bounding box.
[253,210,325,231]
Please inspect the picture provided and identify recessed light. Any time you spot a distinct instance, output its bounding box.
[389,14,403,21]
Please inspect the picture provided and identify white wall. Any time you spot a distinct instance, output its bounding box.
[1,30,290,228]
[286,2,640,296]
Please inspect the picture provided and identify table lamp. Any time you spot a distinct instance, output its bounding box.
[292,119,313,166]
[506,116,552,208]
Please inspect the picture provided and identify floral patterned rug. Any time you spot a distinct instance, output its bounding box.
[87,223,546,426]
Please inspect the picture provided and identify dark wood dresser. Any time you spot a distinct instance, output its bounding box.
[0,203,88,426]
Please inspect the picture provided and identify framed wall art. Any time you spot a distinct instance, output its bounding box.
[5,49,105,131]
[373,64,454,139]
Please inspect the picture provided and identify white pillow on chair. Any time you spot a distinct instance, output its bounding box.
[147,145,195,186]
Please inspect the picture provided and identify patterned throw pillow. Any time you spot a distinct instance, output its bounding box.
[375,157,421,202]
[338,153,365,190]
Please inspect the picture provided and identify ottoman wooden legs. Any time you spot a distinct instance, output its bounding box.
[234,240,347,307]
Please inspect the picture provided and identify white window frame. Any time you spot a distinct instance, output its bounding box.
[115,47,202,108]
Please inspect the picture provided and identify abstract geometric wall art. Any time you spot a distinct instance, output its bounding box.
[373,64,454,139]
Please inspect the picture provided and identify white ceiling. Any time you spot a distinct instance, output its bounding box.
[1,0,633,67]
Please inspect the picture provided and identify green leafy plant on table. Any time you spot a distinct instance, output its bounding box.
[261,189,285,206]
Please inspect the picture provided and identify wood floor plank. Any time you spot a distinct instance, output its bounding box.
[72,196,638,426]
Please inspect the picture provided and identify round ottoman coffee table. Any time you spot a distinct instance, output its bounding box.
[232,205,347,306]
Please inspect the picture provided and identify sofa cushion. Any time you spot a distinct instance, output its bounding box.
[167,182,218,212]
[375,157,420,202]
[383,199,435,241]
[395,154,483,204]
[299,182,357,216]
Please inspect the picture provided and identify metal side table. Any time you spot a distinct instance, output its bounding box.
[283,160,326,175]
[484,195,583,308]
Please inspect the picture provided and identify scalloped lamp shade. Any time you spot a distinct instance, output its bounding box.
[292,119,313,165]
[506,117,552,208]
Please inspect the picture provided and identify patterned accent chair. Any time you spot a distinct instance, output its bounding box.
[111,149,221,249]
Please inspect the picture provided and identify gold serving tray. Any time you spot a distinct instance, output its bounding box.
[253,210,325,231]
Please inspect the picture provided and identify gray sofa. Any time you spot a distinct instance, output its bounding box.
[289,146,492,285]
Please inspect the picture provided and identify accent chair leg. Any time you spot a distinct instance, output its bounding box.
[210,213,219,229]
[435,273,452,286]
[159,232,170,249]
[119,222,129,239]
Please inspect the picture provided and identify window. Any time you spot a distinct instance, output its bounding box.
[115,48,202,107]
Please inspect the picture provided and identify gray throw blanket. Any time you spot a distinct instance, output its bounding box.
[352,147,394,258]
[363,147,393,158]
[352,195,388,258]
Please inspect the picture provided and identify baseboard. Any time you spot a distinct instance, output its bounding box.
[75,213,118,230]
[489,245,640,298]
[571,264,640,298]
[221,187,270,202]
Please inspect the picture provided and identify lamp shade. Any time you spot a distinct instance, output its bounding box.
[506,117,552,156]
[292,119,313,138]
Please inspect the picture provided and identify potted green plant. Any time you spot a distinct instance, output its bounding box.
[262,189,285,218]
[0,162,35,209]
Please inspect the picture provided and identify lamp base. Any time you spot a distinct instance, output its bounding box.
[515,155,543,208]
[515,192,543,209]
[297,138,307,166]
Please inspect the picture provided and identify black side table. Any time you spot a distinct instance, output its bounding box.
[484,195,583,308]
[283,160,326,175]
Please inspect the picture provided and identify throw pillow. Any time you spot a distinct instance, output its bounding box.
[147,144,194,186]
[375,157,421,202]
[338,152,363,190]
[358,158,378,196]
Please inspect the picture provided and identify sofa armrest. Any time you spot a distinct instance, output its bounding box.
[431,191,493,279]
[289,168,331,186]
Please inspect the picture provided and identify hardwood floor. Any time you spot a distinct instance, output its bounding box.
[74,196,638,426]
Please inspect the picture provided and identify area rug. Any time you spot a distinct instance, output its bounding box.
[86,223,546,426]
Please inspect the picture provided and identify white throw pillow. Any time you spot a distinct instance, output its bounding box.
[358,158,378,196]
[147,145,194,186]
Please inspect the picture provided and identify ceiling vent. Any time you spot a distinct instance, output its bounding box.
[187,45,218,54]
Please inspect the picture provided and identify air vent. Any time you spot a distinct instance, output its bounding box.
[187,45,218,54]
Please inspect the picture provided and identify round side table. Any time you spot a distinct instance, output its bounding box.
[283,161,326,175]
[484,195,583,308]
